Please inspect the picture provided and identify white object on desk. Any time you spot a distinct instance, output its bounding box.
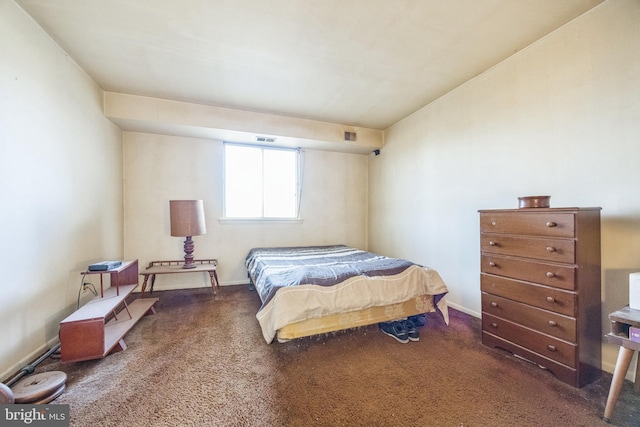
[629,272,640,310]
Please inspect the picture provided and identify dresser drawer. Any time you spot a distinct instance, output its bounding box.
[480,234,575,263]
[481,255,576,290]
[481,293,576,342]
[483,313,577,368]
[481,273,576,316]
[480,212,575,237]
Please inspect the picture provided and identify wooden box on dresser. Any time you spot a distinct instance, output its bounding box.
[479,207,602,387]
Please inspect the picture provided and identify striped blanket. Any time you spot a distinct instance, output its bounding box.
[246,245,449,343]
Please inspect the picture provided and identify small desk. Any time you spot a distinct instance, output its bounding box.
[140,259,220,298]
[603,306,640,422]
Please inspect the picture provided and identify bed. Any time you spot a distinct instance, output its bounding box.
[245,245,449,343]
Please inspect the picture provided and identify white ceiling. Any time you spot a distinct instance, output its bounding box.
[16,0,604,130]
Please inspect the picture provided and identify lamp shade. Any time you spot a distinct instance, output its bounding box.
[170,200,206,237]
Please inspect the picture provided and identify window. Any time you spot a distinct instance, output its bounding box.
[224,143,300,219]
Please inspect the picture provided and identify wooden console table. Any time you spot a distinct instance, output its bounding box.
[140,259,220,297]
[603,306,640,422]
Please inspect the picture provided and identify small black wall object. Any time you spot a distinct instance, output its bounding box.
[373,149,380,156]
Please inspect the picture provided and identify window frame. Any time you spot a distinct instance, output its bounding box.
[221,142,302,223]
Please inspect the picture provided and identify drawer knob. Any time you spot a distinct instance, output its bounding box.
[548,320,557,327]
[546,271,555,278]
[491,221,497,226]
[546,221,557,227]
[489,262,497,267]
[546,296,555,303]
[547,345,557,352]
[546,246,556,252]
[489,241,497,246]
[490,322,498,328]
[490,301,498,308]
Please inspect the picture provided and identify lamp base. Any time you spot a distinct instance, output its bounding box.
[182,236,197,269]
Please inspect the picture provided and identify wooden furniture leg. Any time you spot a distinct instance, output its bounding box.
[150,274,157,294]
[604,347,635,422]
[109,339,127,355]
[140,274,150,297]
[635,354,640,394]
[208,270,220,291]
[122,300,132,318]
[139,273,158,297]
[213,270,220,288]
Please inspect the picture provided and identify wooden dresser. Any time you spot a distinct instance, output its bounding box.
[479,207,602,387]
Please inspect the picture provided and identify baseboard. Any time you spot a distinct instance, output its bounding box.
[222,280,251,286]
[447,301,481,319]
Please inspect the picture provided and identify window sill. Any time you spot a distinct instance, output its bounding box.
[218,218,303,225]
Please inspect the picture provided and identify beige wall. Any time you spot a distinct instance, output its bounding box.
[369,0,640,375]
[123,132,368,290]
[0,2,124,379]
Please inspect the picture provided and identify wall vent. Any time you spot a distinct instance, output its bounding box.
[256,136,277,143]
[344,131,357,142]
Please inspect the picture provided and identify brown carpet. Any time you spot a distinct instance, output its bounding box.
[33,285,640,426]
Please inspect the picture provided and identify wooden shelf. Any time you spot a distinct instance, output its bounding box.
[62,284,135,323]
[82,259,139,297]
[103,298,158,356]
[60,260,158,362]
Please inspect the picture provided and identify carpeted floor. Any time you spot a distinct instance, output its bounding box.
[32,285,640,426]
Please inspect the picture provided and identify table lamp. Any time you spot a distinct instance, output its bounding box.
[170,200,206,269]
